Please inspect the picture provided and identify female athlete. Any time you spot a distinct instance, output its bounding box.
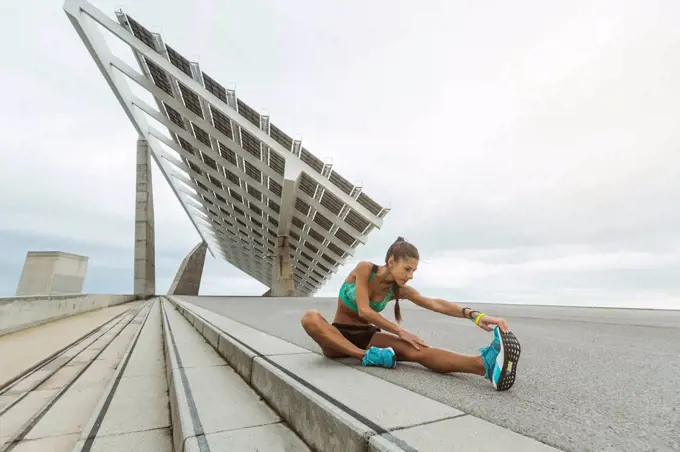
[301,237,521,391]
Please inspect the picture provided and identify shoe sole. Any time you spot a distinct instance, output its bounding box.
[494,330,521,391]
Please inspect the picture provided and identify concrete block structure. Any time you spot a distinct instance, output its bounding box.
[15,251,88,296]
[168,242,208,296]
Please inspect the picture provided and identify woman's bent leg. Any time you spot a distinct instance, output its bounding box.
[300,310,366,360]
[368,333,486,375]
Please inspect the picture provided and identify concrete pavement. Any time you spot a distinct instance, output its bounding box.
[0,303,150,451]
[73,299,171,452]
[178,295,680,452]
[1,297,316,451]
[0,302,142,388]
[3,294,676,451]
[171,297,559,452]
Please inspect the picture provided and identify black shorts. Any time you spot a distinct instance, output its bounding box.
[332,323,380,350]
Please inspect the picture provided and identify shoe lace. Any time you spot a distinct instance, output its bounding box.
[479,342,499,379]
[365,347,379,363]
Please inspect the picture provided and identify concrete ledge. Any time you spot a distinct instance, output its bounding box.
[167,296,561,452]
[173,298,307,383]
[160,302,186,452]
[0,294,139,336]
[160,299,309,452]
[251,356,375,452]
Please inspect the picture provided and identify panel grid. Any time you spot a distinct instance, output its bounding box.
[320,191,343,216]
[299,173,317,198]
[269,179,282,198]
[202,72,228,103]
[357,192,383,216]
[164,103,185,129]
[236,99,261,127]
[166,46,192,77]
[300,148,324,174]
[178,82,203,118]
[240,129,262,160]
[267,148,285,176]
[289,218,344,263]
[193,124,212,147]
[269,124,293,151]
[308,228,325,244]
[334,227,356,247]
[218,142,237,165]
[211,107,234,140]
[244,161,262,183]
[145,59,173,96]
[177,136,195,154]
[125,17,156,50]
[329,170,354,196]
[345,209,371,234]
[313,212,333,231]
[295,198,311,216]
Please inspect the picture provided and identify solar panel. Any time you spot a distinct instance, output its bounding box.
[65,1,391,295]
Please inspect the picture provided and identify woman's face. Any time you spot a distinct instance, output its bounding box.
[388,257,419,286]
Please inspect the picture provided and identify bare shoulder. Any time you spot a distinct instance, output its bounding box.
[345,261,374,283]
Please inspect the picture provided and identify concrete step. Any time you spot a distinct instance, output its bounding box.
[71,299,171,452]
[159,298,310,452]
[167,296,561,452]
[0,302,151,452]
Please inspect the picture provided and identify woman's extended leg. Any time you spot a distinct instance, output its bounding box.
[300,310,366,360]
[368,333,486,375]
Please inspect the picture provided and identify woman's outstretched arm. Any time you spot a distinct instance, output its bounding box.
[401,286,511,332]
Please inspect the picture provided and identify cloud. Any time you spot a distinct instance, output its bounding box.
[416,248,680,293]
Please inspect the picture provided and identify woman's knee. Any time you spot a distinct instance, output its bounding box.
[396,346,422,362]
[300,310,324,333]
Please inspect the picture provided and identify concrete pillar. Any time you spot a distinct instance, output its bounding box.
[134,138,156,297]
[167,241,208,296]
[271,236,295,297]
[269,161,300,297]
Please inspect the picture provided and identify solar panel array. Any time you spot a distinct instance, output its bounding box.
[113,12,390,295]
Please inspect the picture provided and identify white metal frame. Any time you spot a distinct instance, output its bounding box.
[63,0,390,295]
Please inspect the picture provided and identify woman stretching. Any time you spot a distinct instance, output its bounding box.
[301,237,521,391]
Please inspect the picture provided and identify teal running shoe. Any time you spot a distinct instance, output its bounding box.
[362,346,397,369]
[479,326,521,391]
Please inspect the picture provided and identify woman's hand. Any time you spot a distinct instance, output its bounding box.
[477,315,510,333]
[397,329,428,350]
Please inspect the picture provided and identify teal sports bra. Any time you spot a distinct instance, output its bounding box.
[339,264,393,313]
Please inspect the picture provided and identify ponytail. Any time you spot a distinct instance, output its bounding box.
[393,282,402,323]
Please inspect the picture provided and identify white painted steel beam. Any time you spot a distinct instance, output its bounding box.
[63,0,215,259]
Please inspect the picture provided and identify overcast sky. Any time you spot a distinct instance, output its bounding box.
[1,0,678,309]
